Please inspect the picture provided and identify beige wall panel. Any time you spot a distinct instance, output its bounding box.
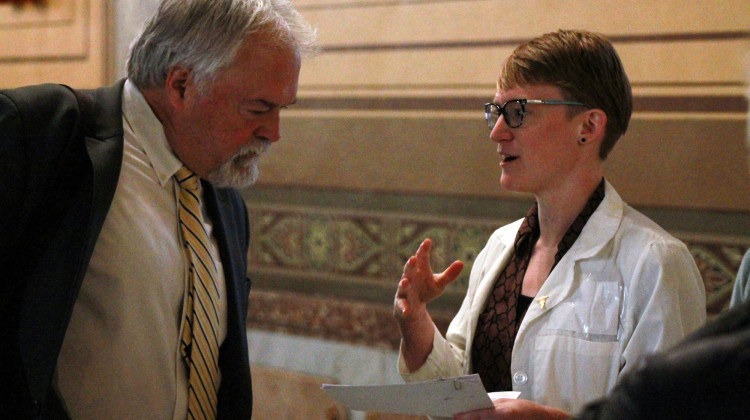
[261,114,501,194]
[298,0,749,45]
[0,0,108,88]
[301,41,749,92]
[261,114,750,211]
[0,59,107,89]
[0,0,80,58]
[607,117,750,210]
[618,41,750,88]
[298,0,750,93]
[300,48,505,91]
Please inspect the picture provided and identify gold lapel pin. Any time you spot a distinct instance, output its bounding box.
[535,295,549,309]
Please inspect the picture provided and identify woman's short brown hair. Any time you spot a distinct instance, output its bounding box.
[499,29,632,159]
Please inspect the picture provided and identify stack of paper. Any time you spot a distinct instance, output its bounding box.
[321,374,520,418]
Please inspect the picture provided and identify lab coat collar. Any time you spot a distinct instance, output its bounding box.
[524,180,624,317]
[566,180,623,260]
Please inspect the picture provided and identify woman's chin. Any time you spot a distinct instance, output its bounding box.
[500,177,536,195]
[499,176,519,192]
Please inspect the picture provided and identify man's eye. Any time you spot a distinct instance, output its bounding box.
[242,107,270,115]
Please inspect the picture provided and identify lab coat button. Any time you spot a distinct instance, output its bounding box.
[512,371,528,386]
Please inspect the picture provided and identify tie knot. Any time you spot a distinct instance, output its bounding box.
[175,166,200,192]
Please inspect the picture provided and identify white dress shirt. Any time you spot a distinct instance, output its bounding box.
[54,80,227,419]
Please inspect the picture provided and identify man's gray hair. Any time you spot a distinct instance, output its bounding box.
[127,0,318,93]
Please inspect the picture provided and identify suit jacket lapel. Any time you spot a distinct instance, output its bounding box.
[201,183,253,417]
[201,183,248,329]
[79,81,126,243]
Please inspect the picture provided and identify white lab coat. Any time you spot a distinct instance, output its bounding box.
[399,181,706,414]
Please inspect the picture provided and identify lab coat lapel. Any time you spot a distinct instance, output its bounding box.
[521,181,624,322]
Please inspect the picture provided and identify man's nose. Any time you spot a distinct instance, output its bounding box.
[255,109,281,143]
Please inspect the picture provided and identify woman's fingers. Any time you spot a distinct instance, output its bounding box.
[399,238,465,307]
[395,297,410,316]
[436,260,465,287]
[415,238,432,269]
[403,255,419,276]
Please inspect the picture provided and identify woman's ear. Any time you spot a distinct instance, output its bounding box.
[578,108,607,143]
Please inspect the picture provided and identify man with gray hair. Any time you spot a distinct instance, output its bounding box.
[0,1,317,418]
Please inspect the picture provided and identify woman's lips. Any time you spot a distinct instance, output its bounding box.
[500,154,518,166]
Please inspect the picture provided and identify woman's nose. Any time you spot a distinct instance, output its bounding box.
[489,117,512,143]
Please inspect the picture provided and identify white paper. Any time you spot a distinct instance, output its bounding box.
[489,391,522,401]
[321,374,517,417]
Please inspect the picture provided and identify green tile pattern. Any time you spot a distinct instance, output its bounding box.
[243,187,750,317]
[249,205,504,293]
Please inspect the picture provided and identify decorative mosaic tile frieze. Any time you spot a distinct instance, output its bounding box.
[248,205,504,293]
[686,241,750,315]
[245,196,750,345]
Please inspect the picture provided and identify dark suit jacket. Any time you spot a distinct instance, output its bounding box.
[0,81,253,419]
[576,299,750,420]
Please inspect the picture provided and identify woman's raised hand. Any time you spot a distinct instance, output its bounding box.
[394,238,464,319]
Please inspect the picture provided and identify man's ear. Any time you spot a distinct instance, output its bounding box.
[579,108,607,143]
[165,64,191,108]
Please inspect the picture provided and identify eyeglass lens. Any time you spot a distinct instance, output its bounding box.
[485,100,525,130]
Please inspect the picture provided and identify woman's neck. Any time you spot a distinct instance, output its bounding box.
[534,172,603,248]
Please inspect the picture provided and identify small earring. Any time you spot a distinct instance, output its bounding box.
[578,138,587,144]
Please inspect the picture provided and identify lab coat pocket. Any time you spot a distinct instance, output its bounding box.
[548,259,623,340]
[526,259,624,410]
[530,334,619,412]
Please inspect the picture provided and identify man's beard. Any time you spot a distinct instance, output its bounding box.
[206,140,271,188]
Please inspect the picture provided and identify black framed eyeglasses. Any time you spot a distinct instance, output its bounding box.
[484,99,589,129]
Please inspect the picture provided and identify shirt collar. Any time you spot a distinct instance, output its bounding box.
[122,79,183,187]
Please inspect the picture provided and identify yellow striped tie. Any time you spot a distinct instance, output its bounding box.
[175,166,221,419]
